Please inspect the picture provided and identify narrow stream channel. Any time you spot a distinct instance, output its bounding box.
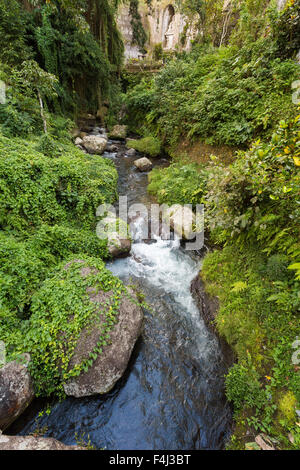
[9,128,232,450]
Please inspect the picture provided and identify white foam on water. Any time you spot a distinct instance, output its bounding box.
[108,215,202,319]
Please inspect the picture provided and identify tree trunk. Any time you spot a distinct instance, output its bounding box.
[37,89,47,134]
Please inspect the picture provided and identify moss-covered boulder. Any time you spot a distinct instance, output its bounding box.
[126,137,161,157]
[109,125,127,140]
[25,258,143,397]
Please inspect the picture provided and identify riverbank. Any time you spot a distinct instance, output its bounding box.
[145,112,300,450]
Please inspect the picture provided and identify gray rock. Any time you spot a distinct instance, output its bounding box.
[0,356,34,431]
[164,205,196,240]
[127,148,136,156]
[106,144,119,153]
[63,262,143,397]
[97,212,131,258]
[108,125,127,140]
[82,135,107,155]
[134,157,152,172]
[74,137,83,146]
[0,432,84,450]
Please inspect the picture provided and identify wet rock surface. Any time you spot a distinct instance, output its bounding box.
[0,356,34,431]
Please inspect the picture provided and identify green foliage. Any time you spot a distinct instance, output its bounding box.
[205,114,300,259]
[0,232,48,315]
[202,244,300,448]
[0,134,118,231]
[153,43,163,61]
[147,112,300,448]
[271,0,300,59]
[35,134,62,157]
[129,0,147,52]
[0,0,124,116]
[0,0,31,66]
[148,162,207,206]
[124,39,299,147]
[127,136,161,157]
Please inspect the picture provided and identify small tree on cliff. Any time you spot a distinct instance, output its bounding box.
[13,60,58,134]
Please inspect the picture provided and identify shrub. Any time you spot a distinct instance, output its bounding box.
[124,39,299,147]
[148,162,207,206]
[0,134,118,231]
[225,362,266,413]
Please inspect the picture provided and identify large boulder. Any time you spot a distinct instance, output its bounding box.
[82,135,107,155]
[108,125,127,140]
[134,157,153,172]
[97,212,131,258]
[63,261,143,397]
[0,356,34,431]
[164,205,196,240]
[0,432,84,450]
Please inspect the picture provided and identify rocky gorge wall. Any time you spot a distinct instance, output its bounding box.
[117,0,197,60]
[118,0,300,62]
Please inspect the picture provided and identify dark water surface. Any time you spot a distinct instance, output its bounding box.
[9,132,232,450]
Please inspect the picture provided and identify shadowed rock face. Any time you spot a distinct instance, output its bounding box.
[0,432,84,450]
[0,357,34,431]
[63,262,144,398]
[190,275,235,369]
[117,1,198,60]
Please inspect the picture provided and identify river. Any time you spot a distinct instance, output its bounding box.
[8,128,232,450]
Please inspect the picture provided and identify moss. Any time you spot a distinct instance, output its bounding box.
[278,391,297,426]
[127,136,161,157]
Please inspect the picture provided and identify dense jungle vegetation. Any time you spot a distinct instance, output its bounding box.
[0,0,127,397]
[0,0,299,451]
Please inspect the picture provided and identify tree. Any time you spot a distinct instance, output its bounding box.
[13,60,58,133]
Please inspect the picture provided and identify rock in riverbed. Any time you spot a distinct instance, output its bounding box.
[0,432,84,450]
[97,212,131,258]
[63,261,143,397]
[134,157,152,172]
[82,135,107,155]
[0,356,34,431]
[108,125,127,140]
[126,148,136,157]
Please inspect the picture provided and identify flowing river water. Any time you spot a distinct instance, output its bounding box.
[9,128,233,450]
